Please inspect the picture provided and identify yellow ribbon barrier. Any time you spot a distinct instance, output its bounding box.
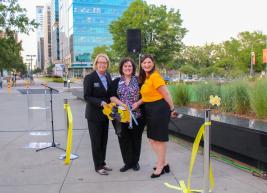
[64,103,73,165]
[24,80,30,88]
[7,80,11,94]
[165,121,215,193]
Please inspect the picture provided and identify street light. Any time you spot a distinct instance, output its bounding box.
[250,51,255,76]
[26,54,36,81]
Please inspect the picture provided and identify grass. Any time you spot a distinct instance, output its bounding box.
[220,84,235,112]
[169,83,191,106]
[169,78,267,120]
[250,78,267,118]
[41,77,64,83]
[194,81,220,107]
[233,81,251,114]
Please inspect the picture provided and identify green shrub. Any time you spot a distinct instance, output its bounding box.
[169,83,191,106]
[233,81,250,114]
[188,84,198,102]
[250,79,267,118]
[220,84,235,112]
[41,76,64,83]
[194,82,220,107]
[52,77,64,83]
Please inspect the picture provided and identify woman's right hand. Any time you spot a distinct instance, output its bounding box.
[171,110,178,118]
[131,102,139,110]
[120,103,128,110]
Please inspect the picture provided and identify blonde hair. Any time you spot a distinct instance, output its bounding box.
[93,53,110,70]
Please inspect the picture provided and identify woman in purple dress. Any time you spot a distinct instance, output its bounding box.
[110,58,145,172]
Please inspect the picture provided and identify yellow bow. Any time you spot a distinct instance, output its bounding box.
[102,103,131,123]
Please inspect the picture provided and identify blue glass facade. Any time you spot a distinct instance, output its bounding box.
[59,0,133,70]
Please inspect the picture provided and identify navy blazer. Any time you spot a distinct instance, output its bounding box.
[84,71,112,121]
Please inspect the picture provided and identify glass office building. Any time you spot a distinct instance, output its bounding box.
[51,0,60,63]
[59,0,133,77]
[36,6,45,70]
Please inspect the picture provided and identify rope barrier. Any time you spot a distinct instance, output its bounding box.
[165,121,215,193]
[63,103,73,165]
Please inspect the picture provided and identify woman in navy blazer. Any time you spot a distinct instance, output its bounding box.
[84,53,112,175]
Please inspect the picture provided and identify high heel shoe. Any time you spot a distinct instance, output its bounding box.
[153,164,170,173]
[164,164,170,173]
[151,167,165,178]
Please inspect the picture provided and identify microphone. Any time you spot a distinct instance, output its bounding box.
[41,83,59,92]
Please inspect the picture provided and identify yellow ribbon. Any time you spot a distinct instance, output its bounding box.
[64,103,73,165]
[102,103,116,120]
[165,121,215,193]
[102,103,131,123]
[117,108,131,123]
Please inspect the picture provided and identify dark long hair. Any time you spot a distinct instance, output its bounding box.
[119,57,136,76]
[138,54,156,85]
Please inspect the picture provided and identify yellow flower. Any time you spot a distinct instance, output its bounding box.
[209,95,221,107]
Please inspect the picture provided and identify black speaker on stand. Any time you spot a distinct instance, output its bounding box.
[127,29,141,53]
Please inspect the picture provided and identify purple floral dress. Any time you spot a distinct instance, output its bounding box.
[117,76,142,118]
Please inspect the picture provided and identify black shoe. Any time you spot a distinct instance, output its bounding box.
[153,164,170,173]
[96,169,108,175]
[163,164,170,173]
[132,163,140,171]
[151,168,165,178]
[120,165,132,172]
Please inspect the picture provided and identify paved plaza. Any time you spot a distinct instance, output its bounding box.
[0,80,266,193]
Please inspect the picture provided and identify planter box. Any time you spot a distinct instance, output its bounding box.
[169,107,267,172]
[72,90,267,172]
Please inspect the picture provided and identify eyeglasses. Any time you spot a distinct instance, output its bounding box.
[97,61,108,65]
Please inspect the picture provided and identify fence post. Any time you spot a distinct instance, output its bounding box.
[7,79,11,94]
[67,79,70,89]
[60,98,79,162]
[204,109,211,193]
[64,99,69,136]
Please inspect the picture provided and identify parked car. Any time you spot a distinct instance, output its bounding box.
[164,75,171,82]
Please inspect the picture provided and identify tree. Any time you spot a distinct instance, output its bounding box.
[109,0,187,66]
[32,67,42,74]
[0,0,38,73]
[0,0,38,34]
[214,31,266,75]
[179,44,224,76]
[179,64,197,75]
[91,45,119,65]
[233,31,266,73]
[178,31,266,77]
[46,64,55,75]
[91,45,121,73]
[0,35,23,70]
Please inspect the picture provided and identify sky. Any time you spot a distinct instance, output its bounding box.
[18,0,267,62]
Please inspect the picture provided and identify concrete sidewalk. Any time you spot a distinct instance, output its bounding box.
[0,82,266,193]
